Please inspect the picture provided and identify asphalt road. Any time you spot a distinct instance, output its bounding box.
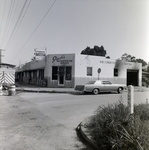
[0,91,149,150]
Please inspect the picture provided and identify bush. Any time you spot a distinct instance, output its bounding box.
[86,100,149,150]
[142,76,149,87]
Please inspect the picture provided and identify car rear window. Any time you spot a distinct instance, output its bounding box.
[86,81,96,84]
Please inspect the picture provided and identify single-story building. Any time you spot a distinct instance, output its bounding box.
[15,53,142,88]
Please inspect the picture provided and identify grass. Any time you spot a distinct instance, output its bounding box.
[86,99,149,150]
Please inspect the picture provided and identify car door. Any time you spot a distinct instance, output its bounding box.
[101,81,114,92]
[85,81,96,92]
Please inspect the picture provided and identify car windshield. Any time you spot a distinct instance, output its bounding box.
[86,81,96,84]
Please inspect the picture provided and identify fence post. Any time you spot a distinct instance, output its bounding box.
[127,85,134,114]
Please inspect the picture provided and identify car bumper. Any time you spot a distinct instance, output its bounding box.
[74,85,85,91]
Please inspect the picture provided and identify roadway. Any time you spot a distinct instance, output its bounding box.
[0,91,149,150]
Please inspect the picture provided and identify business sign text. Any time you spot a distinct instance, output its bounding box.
[52,55,73,64]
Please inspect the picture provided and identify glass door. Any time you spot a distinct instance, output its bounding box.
[58,67,65,86]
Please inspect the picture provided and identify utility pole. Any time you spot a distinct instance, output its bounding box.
[0,49,4,64]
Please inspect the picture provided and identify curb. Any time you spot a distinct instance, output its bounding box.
[76,117,99,150]
[16,88,76,94]
[15,87,149,94]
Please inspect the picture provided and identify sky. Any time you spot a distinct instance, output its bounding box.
[0,0,149,66]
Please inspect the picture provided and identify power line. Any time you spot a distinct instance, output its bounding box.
[0,0,6,33]
[0,0,6,43]
[4,0,28,49]
[11,0,57,62]
[1,0,14,44]
[5,0,32,49]
[5,0,15,32]
[4,0,19,46]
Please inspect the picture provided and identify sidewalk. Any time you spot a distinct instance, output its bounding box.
[15,83,75,94]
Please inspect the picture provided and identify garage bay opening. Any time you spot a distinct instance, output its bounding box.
[127,69,139,86]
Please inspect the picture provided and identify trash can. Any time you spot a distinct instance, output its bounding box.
[8,85,16,96]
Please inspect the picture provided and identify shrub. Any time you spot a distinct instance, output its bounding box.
[86,100,149,150]
[142,76,149,87]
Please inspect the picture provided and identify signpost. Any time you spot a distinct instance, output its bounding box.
[127,85,134,114]
[97,68,101,80]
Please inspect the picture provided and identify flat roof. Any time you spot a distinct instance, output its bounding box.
[0,63,15,68]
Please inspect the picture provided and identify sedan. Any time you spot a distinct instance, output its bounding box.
[74,80,126,94]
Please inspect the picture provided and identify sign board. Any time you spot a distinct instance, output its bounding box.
[52,55,73,65]
[97,68,101,73]
[34,50,46,60]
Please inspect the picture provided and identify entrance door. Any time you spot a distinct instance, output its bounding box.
[58,67,65,86]
[127,70,139,86]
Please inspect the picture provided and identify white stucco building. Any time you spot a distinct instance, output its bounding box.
[15,53,142,88]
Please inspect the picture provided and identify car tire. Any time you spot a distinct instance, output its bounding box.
[92,88,99,95]
[117,87,123,94]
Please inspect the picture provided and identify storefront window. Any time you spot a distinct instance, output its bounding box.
[33,70,37,79]
[87,67,92,76]
[66,67,71,80]
[114,68,118,77]
[52,66,58,80]
[41,69,44,79]
[39,69,44,79]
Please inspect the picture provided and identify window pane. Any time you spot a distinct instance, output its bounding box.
[114,69,118,77]
[87,67,92,76]
[102,81,111,84]
[52,67,58,80]
[66,67,71,80]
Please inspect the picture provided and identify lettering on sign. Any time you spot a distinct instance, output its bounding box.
[59,60,72,64]
[52,55,73,64]
[35,51,46,56]
[124,62,132,66]
[34,50,46,60]
[52,55,65,63]
[99,60,132,66]
[100,60,115,64]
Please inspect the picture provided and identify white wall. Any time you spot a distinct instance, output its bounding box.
[75,54,142,86]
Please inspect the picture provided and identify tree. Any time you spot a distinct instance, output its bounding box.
[121,53,136,62]
[81,45,107,57]
[121,53,147,66]
[136,58,147,66]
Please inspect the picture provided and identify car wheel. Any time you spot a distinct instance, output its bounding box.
[92,88,99,95]
[117,87,123,94]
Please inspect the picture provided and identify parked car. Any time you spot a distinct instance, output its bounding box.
[74,80,126,94]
